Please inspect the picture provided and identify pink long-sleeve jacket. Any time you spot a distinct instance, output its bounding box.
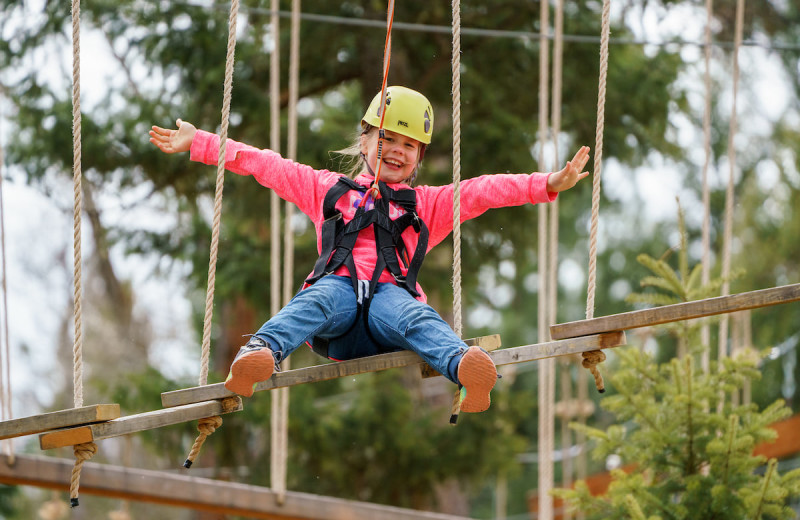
[190,130,557,303]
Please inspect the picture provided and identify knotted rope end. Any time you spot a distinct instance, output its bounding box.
[582,350,607,393]
[184,416,223,469]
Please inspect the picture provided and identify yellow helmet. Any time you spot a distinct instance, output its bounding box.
[362,86,434,144]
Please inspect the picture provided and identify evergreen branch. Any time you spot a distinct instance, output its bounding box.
[686,263,702,293]
[751,459,777,520]
[678,202,689,283]
[685,357,696,475]
[639,275,684,294]
[636,254,685,297]
[625,495,647,520]
[723,414,738,485]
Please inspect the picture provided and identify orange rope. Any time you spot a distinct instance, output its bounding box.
[362,0,395,203]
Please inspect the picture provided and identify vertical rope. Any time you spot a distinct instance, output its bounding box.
[581,0,612,394]
[268,0,284,500]
[270,0,281,320]
[0,93,14,464]
[700,0,714,374]
[272,0,299,504]
[200,0,240,387]
[282,0,300,307]
[69,0,96,507]
[186,0,240,469]
[575,362,587,520]
[537,1,554,518]
[448,0,464,424]
[71,0,84,412]
[551,1,569,515]
[718,0,744,367]
[451,0,462,339]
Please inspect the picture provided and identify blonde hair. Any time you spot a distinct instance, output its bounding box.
[330,125,422,185]
[331,128,367,179]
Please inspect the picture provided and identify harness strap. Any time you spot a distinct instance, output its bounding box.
[305,177,429,355]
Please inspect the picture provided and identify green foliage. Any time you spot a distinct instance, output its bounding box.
[555,346,800,519]
[556,215,800,519]
[625,203,743,354]
[286,370,527,508]
[3,0,800,516]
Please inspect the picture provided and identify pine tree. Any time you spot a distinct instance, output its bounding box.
[555,206,800,519]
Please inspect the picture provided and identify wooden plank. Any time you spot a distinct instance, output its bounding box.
[419,334,502,378]
[39,397,242,450]
[490,332,626,367]
[162,333,623,408]
[0,454,472,520]
[550,283,800,340]
[0,404,119,441]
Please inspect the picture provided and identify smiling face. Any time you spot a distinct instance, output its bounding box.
[360,128,422,184]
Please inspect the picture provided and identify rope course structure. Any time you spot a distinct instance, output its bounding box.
[0,86,13,465]
[537,0,556,517]
[1,1,800,518]
[183,0,242,470]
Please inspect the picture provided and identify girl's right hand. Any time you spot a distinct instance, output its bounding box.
[149,119,197,154]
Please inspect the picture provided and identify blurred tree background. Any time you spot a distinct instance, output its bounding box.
[0,0,799,518]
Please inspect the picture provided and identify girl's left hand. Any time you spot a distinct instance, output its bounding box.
[546,146,591,193]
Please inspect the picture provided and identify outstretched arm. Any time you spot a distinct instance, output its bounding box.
[546,146,591,193]
[149,119,197,154]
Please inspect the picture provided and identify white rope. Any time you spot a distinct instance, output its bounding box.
[269,0,281,318]
[272,0,299,504]
[551,1,569,515]
[585,0,611,322]
[447,0,465,424]
[718,0,744,365]
[185,0,240,471]
[200,0,240,387]
[536,0,554,517]
[0,93,13,463]
[451,0,462,340]
[700,0,713,374]
[71,0,84,411]
[69,3,97,506]
[577,0,612,397]
[282,0,300,308]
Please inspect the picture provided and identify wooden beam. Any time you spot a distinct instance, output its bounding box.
[491,331,626,367]
[39,397,242,450]
[550,283,800,340]
[162,333,625,408]
[0,454,472,520]
[0,404,119,441]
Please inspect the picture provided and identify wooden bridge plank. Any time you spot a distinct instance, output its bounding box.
[0,404,120,441]
[39,397,242,450]
[550,283,800,340]
[162,333,624,408]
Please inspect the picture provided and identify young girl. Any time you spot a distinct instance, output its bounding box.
[150,86,589,413]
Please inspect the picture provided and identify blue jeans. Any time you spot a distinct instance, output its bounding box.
[254,276,467,383]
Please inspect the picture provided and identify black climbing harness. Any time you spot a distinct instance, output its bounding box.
[305,176,429,354]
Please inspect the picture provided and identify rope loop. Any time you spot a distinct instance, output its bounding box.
[70,441,98,507]
[581,350,606,393]
[184,416,223,468]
